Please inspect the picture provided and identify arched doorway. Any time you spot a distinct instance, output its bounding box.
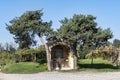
[50,44,72,70]
[48,42,74,70]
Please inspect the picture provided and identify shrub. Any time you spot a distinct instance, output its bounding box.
[15,46,46,63]
[0,52,13,65]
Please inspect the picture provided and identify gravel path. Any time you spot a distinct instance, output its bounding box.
[0,72,120,80]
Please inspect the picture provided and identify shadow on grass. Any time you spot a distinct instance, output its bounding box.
[78,63,119,69]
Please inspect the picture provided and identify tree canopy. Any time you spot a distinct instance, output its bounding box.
[57,14,113,47]
[113,39,120,48]
[6,10,52,49]
[53,14,113,61]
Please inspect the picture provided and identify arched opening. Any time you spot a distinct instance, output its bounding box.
[50,44,70,70]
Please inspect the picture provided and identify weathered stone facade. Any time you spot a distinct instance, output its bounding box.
[48,42,74,70]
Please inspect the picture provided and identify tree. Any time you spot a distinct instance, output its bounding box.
[6,10,53,70]
[0,43,16,53]
[113,39,120,48]
[94,28,113,47]
[6,12,37,49]
[56,14,113,69]
[0,43,4,53]
[4,43,16,53]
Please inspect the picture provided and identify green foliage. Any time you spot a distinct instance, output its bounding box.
[85,47,110,59]
[79,58,111,64]
[113,39,120,48]
[0,43,16,65]
[1,62,47,73]
[0,43,4,52]
[57,14,97,45]
[78,46,92,59]
[0,52,13,65]
[85,45,120,66]
[6,10,114,70]
[0,43,16,53]
[78,58,120,72]
[15,46,46,63]
[94,28,113,47]
[6,10,53,49]
[79,28,113,59]
[54,14,113,60]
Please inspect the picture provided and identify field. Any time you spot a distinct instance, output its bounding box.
[1,62,47,73]
[78,58,120,72]
[1,58,120,73]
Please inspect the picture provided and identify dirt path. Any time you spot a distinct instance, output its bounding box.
[0,72,120,80]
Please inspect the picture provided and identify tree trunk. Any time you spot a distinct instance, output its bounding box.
[39,36,51,71]
[91,52,94,65]
[74,53,78,69]
[34,53,37,63]
[72,44,78,69]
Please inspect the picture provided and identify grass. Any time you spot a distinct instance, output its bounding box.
[1,58,120,73]
[1,62,47,73]
[78,58,120,72]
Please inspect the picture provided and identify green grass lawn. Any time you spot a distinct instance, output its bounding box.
[1,62,47,73]
[1,58,120,73]
[78,58,120,72]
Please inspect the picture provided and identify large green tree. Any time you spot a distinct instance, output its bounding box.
[6,10,53,70]
[80,28,113,58]
[56,14,113,68]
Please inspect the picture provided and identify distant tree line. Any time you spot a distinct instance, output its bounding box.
[0,43,46,66]
[0,43,16,53]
